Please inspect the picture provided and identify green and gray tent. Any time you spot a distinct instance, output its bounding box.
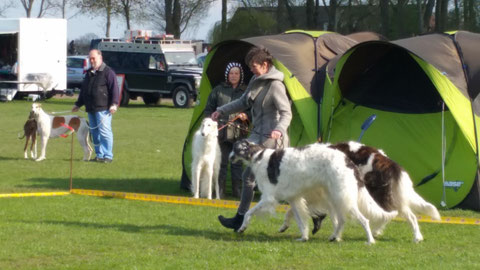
[321,31,480,210]
[180,31,383,191]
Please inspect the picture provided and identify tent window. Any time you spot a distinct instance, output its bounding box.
[339,45,444,114]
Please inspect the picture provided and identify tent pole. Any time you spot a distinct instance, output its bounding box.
[441,102,447,207]
[451,34,480,165]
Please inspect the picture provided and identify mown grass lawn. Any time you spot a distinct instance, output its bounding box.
[0,97,479,269]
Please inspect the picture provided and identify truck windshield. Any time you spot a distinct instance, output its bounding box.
[164,51,198,66]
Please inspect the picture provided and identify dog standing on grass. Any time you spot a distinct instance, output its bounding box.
[191,117,221,199]
[30,103,93,162]
[230,139,398,244]
[19,111,38,159]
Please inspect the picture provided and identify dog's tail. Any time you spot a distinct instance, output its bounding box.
[357,186,398,223]
[400,172,441,220]
[18,132,26,139]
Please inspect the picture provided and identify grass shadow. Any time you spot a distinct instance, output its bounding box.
[14,219,296,242]
[17,177,191,197]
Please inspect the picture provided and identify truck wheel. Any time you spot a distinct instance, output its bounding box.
[143,93,161,105]
[172,85,192,108]
[120,81,130,107]
[120,88,129,106]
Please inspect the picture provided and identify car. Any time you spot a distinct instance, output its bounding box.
[66,55,89,89]
[94,38,202,108]
[196,52,207,67]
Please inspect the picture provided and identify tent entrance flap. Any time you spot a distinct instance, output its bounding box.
[339,44,444,114]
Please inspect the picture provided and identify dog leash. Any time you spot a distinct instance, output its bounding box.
[217,118,283,149]
[217,114,247,131]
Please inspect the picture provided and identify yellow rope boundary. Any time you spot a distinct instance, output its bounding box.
[70,189,480,226]
[1,189,479,225]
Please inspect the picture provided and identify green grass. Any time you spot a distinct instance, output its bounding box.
[1,97,480,269]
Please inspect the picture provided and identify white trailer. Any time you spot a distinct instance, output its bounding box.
[0,18,67,101]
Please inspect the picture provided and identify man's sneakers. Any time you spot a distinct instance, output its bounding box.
[90,157,104,162]
[90,157,113,163]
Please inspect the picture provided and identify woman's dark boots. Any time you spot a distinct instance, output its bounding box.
[218,213,244,231]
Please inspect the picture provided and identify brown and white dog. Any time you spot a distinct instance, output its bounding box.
[30,103,93,161]
[280,141,441,243]
[19,111,38,159]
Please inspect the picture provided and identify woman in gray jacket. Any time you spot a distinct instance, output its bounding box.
[212,46,292,231]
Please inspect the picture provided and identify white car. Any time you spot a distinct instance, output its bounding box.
[67,55,89,89]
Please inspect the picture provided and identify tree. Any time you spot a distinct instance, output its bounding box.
[19,0,57,17]
[150,0,215,39]
[77,0,118,37]
[0,0,15,17]
[117,0,148,30]
[74,32,99,54]
[221,0,227,39]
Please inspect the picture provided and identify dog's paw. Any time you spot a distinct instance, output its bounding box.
[296,237,308,242]
[278,224,289,233]
[35,157,45,162]
[328,235,341,242]
[237,226,246,233]
[366,239,376,245]
[413,235,424,243]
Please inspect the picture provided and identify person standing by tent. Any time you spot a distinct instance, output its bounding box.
[204,62,249,198]
[211,46,292,231]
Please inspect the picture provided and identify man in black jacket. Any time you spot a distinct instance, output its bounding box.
[72,49,119,163]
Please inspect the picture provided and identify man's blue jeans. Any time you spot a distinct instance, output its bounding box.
[88,110,113,159]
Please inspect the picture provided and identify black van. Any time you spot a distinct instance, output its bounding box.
[95,38,202,108]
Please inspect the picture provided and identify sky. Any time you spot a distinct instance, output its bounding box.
[3,0,223,41]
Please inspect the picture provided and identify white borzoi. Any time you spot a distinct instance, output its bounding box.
[230,140,398,244]
[30,103,93,162]
[191,117,221,200]
[281,141,441,243]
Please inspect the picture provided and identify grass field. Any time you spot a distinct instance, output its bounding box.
[0,97,479,269]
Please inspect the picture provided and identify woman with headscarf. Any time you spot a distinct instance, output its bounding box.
[204,62,249,198]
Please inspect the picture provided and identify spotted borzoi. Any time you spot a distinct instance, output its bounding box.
[230,140,398,244]
[281,141,441,243]
[30,103,93,162]
[191,118,221,200]
[19,112,38,159]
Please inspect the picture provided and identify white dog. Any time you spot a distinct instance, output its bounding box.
[191,117,221,199]
[281,141,441,242]
[230,140,398,244]
[30,103,93,162]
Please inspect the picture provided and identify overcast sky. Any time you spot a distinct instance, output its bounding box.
[3,0,223,41]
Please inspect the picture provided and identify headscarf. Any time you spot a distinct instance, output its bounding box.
[224,62,244,86]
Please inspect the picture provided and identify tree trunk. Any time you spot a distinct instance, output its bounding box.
[172,0,181,38]
[306,0,314,29]
[416,0,423,34]
[221,0,227,39]
[314,0,320,28]
[105,0,112,37]
[165,0,174,35]
[379,0,389,36]
[124,0,131,30]
[453,0,459,29]
[277,0,288,32]
[327,0,337,31]
[423,0,435,31]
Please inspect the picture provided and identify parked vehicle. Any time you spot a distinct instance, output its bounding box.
[67,55,88,89]
[0,18,67,100]
[94,37,202,108]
